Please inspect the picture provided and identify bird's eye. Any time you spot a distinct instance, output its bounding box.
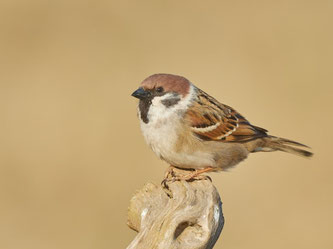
[156,87,164,93]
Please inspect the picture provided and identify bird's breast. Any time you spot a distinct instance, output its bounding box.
[140,116,179,159]
[140,117,215,169]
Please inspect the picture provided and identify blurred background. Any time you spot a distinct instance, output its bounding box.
[0,0,332,248]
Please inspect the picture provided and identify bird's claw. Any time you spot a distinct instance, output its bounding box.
[161,166,214,198]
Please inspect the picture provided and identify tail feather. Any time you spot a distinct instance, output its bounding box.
[264,136,313,157]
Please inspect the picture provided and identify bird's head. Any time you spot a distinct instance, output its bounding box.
[131,74,193,123]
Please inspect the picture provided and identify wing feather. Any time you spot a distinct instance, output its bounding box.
[186,89,267,143]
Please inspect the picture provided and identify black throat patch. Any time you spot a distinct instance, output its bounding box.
[139,98,152,124]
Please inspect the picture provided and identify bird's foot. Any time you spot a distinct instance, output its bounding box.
[161,166,177,194]
[162,166,213,191]
[173,167,213,182]
[163,165,176,179]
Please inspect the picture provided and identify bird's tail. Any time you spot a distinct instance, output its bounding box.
[261,136,313,157]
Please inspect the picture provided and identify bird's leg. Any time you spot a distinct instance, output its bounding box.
[161,166,214,198]
[163,166,214,184]
[179,167,214,182]
[161,165,177,190]
[164,165,176,179]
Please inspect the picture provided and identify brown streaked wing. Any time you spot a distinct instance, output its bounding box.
[186,89,267,143]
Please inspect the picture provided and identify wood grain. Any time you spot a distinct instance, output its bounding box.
[127,175,224,249]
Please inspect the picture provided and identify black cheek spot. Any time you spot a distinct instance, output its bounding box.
[161,98,181,108]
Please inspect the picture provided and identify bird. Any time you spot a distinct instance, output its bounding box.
[131,73,312,181]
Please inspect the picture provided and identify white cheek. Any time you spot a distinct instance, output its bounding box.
[148,94,175,122]
[151,96,167,110]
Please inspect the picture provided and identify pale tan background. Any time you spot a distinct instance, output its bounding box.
[0,0,332,248]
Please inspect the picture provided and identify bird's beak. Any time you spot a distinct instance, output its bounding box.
[131,87,149,100]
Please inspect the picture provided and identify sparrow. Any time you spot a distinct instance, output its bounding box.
[131,73,312,180]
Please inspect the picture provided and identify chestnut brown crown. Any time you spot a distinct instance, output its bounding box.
[140,74,190,97]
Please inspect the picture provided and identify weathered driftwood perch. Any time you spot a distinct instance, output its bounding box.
[127,170,224,249]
